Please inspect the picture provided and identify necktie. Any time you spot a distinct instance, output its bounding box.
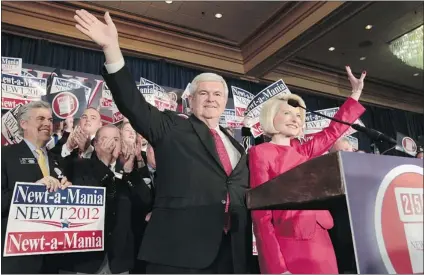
[53,134,59,145]
[35,149,49,177]
[210,129,232,233]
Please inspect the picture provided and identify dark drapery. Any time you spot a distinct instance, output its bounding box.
[2,32,423,154]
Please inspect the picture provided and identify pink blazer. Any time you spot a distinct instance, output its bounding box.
[249,98,365,274]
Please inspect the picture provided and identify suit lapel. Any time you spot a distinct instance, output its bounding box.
[189,115,226,173]
[17,141,44,180]
[219,126,247,171]
[219,126,245,156]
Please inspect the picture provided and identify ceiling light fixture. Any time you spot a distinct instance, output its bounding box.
[360,56,366,61]
[365,25,373,30]
[413,73,419,76]
[328,47,335,51]
[165,0,173,3]
[215,13,222,19]
[389,25,423,70]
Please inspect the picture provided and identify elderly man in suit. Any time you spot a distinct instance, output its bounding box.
[58,124,152,274]
[1,101,72,273]
[74,10,251,274]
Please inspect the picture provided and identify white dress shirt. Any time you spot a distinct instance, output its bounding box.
[213,126,241,169]
[105,58,241,169]
[61,134,95,159]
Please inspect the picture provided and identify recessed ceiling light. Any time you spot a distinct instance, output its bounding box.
[215,13,222,19]
[365,25,373,30]
[328,47,335,51]
[413,73,419,76]
[165,0,173,3]
[360,56,366,61]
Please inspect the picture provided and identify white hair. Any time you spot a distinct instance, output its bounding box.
[259,93,306,136]
[17,101,51,136]
[329,137,352,153]
[189,72,229,97]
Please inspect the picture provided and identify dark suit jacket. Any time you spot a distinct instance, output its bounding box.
[58,154,152,273]
[103,66,251,272]
[49,131,70,156]
[1,141,65,273]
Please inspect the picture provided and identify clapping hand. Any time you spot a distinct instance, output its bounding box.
[122,142,136,173]
[74,126,90,152]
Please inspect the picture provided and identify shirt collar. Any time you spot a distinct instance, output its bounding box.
[24,139,47,155]
[109,161,116,171]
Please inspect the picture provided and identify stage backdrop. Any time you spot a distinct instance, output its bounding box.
[2,32,424,153]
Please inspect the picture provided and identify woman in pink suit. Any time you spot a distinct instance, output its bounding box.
[249,66,366,274]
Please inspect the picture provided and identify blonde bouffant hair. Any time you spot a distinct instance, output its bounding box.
[259,93,306,137]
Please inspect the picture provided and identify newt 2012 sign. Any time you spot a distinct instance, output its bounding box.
[3,182,106,256]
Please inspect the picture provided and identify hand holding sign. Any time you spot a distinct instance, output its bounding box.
[60,176,72,190]
[36,176,62,192]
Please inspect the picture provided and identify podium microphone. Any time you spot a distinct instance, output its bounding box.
[287,99,397,145]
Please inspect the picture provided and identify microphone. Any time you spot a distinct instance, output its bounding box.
[287,99,397,145]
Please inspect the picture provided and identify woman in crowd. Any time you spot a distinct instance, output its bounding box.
[249,66,366,274]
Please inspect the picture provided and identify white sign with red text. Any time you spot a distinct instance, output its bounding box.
[51,77,92,104]
[245,79,291,137]
[4,182,106,257]
[1,73,47,110]
[231,86,254,123]
[1,104,24,146]
[2,57,22,75]
[305,107,364,137]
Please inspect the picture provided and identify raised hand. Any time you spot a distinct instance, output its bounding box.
[74,10,118,50]
[345,66,366,101]
[346,66,366,93]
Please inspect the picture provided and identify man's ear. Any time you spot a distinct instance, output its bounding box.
[20,120,28,132]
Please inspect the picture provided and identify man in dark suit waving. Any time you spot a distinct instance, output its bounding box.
[1,101,72,273]
[74,10,250,274]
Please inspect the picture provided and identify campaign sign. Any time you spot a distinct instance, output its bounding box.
[1,73,47,110]
[2,57,22,75]
[245,79,291,137]
[1,104,24,145]
[42,87,87,121]
[231,86,254,120]
[4,182,106,257]
[50,77,92,104]
[305,107,364,136]
[341,153,423,273]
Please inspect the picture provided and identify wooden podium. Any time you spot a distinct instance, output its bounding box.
[247,152,345,210]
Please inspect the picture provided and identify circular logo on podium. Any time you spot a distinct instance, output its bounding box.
[52,92,79,120]
[402,137,417,155]
[375,165,423,274]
